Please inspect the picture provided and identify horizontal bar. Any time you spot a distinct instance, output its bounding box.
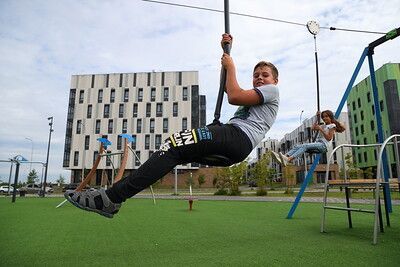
[324,206,375,213]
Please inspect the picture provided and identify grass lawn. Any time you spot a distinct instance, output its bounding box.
[1,197,399,266]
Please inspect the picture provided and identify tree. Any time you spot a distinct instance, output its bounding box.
[185,172,194,187]
[251,153,271,196]
[197,173,205,188]
[26,169,39,184]
[213,167,230,195]
[230,161,247,195]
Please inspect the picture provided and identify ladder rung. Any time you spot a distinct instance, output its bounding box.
[324,205,375,213]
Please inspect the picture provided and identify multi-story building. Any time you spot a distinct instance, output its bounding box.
[63,71,206,185]
[347,62,400,176]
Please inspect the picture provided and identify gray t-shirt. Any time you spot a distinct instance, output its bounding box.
[227,84,279,148]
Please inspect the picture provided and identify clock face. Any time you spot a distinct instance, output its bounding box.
[307,20,320,35]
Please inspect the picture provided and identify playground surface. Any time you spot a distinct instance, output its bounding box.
[1,197,399,266]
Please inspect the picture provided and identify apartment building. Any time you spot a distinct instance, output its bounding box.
[347,62,400,175]
[63,71,206,184]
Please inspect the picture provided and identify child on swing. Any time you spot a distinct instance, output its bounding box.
[272,110,345,166]
[65,33,280,218]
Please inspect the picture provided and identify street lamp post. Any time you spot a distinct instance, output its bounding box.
[25,137,34,172]
[41,117,54,197]
[299,110,304,125]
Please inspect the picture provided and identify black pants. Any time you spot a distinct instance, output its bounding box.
[106,124,252,203]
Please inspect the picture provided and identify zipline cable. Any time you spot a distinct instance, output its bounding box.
[142,0,386,35]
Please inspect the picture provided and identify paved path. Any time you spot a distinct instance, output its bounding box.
[132,194,400,205]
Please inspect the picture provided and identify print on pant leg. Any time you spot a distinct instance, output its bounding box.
[170,129,198,147]
[196,126,213,141]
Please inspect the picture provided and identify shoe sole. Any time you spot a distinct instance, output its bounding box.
[271,152,282,164]
[64,192,114,218]
[279,153,287,167]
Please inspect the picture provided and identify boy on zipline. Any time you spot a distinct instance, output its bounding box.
[65,34,280,218]
[272,110,345,166]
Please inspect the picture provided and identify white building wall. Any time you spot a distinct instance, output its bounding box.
[64,71,202,179]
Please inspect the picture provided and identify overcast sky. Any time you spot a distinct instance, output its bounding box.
[0,0,399,183]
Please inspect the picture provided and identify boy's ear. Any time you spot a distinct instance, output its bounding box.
[274,78,279,84]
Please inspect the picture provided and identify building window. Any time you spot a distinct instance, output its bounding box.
[370,120,375,131]
[108,119,113,134]
[124,88,129,102]
[173,102,178,117]
[161,72,165,86]
[372,105,375,115]
[145,135,150,150]
[87,105,92,118]
[119,73,123,87]
[76,120,82,134]
[117,135,122,150]
[131,135,137,150]
[74,151,79,166]
[85,135,90,150]
[363,137,367,145]
[163,87,169,101]
[358,153,361,162]
[146,103,152,117]
[104,104,110,118]
[147,73,151,86]
[135,151,141,166]
[367,92,371,102]
[380,100,384,112]
[357,98,361,108]
[106,74,109,88]
[352,101,355,110]
[98,89,103,103]
[163,118,168,133]
[155,135,161,149]
[360,110,364,120]
[95,120,101,134]
[122,119,127,134]
[79,90,84,103]
[178,72,182,85]
[106,150,111,166]
[93,151,98,164]
[138,88,143,102]
[355,127,359,136]
[375,134,378,142]
[360,124,364,134]
[150,118,155,133]
[151,88,156,102]
[110,89,115,103]
[133,103,138,117]
[182,117,187,130]
[156,103,163,117]
[119,104,124,118]
[353,114,357,124]
[183,86,188,101]
[364,151,368,162]
[133,73,137,87]
[137,119,142,133]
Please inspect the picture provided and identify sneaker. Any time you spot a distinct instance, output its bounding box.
[271,151,282,164]
[279,152,290,167]
[64,188,121,218]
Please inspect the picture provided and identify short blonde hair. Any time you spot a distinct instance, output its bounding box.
[253,61,279,80]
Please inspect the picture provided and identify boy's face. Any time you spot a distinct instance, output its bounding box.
[252,66,278,87]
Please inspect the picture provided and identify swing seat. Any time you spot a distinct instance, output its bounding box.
[197,154,233,167]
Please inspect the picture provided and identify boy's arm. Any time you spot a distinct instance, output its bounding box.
[222,54,262,106]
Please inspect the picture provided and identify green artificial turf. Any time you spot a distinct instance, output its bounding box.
[0,197,399,266]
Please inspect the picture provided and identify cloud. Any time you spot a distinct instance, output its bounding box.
[0,0,399,181]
